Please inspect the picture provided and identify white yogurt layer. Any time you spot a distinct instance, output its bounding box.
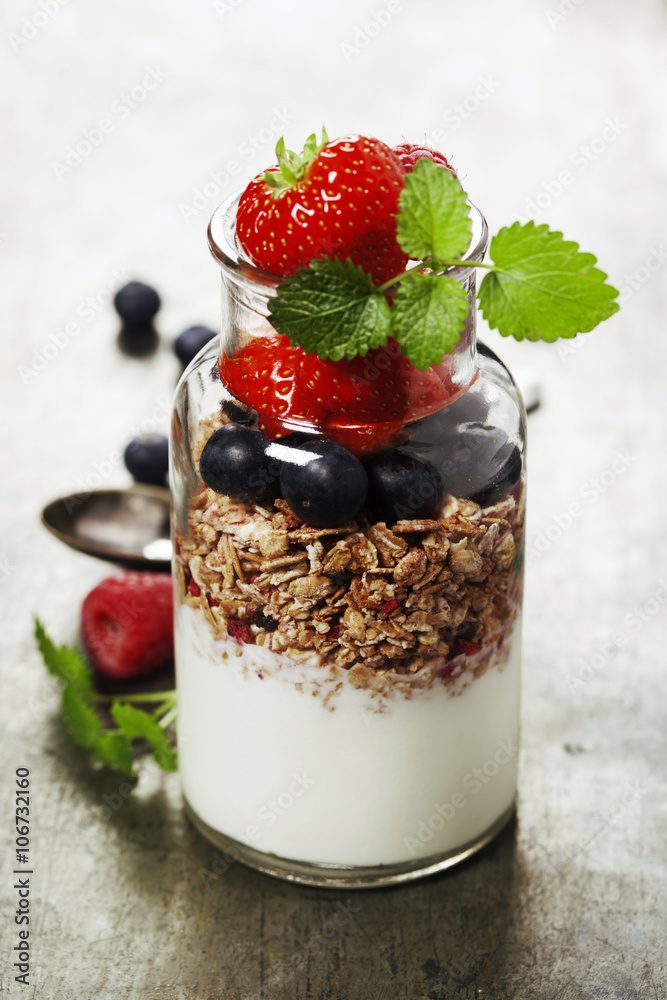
[176,603,521,867]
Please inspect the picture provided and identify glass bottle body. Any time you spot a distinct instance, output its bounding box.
[170,193,526,887]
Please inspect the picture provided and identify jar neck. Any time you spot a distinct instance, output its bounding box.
[208,190,488,392]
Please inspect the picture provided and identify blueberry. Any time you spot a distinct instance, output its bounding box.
[199,425,280,504]
[221,398,257,426]
[113,282,161,327]
[174,325,217,368]
[280,440,367,528]
[438,423,522,506]
[365,453,444,524]
[124,434,169,486]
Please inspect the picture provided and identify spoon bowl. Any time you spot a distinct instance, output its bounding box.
[41,485,172,571]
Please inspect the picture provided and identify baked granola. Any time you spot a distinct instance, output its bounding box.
[174,414,524,698]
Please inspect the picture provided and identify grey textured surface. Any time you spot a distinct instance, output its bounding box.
[1,1,666,997]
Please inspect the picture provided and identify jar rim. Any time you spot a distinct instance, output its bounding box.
[208,189,489,293]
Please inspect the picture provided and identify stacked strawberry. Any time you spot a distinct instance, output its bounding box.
[220,335,463,455]
[237,132,408,286]
[234,132,458,453]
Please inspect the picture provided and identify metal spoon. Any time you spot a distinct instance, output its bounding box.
[41,485,172,571]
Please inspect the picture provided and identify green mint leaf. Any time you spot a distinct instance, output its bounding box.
[61,683,102,750]
[111,702,178,773]
[93,734,136,778]
[268,258,391,361]
[61,684,135,776]
[478,221,620,342]
[396,158,472,264]
[35,618,94,703]
[391,273,470,369]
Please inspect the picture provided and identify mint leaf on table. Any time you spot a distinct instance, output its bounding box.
[93,733,136,778]
[478,221,620,342]
[60,684,136,777]
[34,618,176,782]
[111,702,178,773]
[268,258,391,361]
[61,683,103,750]
[396,157,472,264]
[35,617,94,703]
[391,272,470,369]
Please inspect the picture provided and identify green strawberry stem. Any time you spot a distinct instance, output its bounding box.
[376,257,492,294]
[96,690,176,704]
[157,705,178,729]
[264,127,329,197]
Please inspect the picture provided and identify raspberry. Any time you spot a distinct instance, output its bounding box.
[81,572,173,680]
[392,143,457,176]
[380,598,399,615]
[188,578,201,597]
[455,639,482,657]
[228,620,253,644]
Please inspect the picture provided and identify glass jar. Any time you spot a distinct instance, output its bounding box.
[171,190,526,888]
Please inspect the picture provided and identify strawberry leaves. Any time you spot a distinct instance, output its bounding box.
[263,128,329,196]
[262,150,619,368]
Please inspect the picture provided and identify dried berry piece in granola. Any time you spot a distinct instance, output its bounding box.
[246,607,279,632]
[228,621,253,644]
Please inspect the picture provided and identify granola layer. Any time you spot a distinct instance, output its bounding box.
[173,416,524,695]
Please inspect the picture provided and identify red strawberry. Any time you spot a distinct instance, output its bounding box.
[323,419,406,456]
[221,335,465,454]
[81,572,173,680]
[220,335,327,438]
[392,142,457,176]
[236,132,408,286]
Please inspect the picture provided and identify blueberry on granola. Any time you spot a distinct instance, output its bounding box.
[365,453,444,524]
[437,424,522,506]
[199,425,280,504]
[280,440,367,528]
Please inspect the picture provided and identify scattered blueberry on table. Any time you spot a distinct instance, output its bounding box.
[114,281,161,357]
[114,281,161,327]
[174,325,217,368]
[124,433,169,486]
